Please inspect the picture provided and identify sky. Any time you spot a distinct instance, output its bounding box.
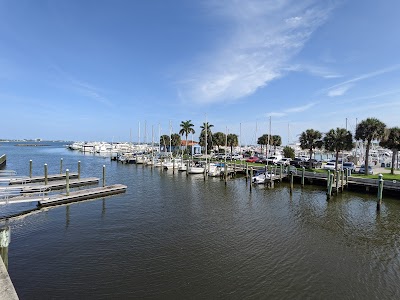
[1,0,399,145]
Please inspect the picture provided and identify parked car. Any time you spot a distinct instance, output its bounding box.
[264,155,282,165]
[290,157,305,168]
[246,156,261,163]
[302,159,322,169]
[342,162,356,172]
[277,158,292,166]
[358,165,373,175]
[323,162,336,170]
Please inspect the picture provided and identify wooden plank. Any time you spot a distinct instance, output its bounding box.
[20,177,99,193]
[9,173,79,185]
[38,184,127,207]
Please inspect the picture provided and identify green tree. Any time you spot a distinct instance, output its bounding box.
[171,133,181,147]
[179,120,195,150]
[323,128,354,172]
[283,146,295,159]
[355,118,386,175]
[379,127,400,175]
[271,135,282,155]
[227,133,239,155]
[257,134,270,155]
[160,135,170,152]
[299,129,323,160]
[213,132,226,153]
[199,122,214,154]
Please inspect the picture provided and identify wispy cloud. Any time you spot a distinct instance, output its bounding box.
[288,64,342,79]
[285,102,316,113]
[324,64,400,96]
[181,0,335,104]
[51,64,113,107]
[327,84,353,97]
[266,101,316,118]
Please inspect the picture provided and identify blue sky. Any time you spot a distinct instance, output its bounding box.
[1,0,399,145]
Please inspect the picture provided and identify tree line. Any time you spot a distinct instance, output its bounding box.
[159,118,400,175]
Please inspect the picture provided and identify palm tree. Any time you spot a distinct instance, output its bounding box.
[179,120,195,151]
[283,146,295,159]
[323,128,353,172]
[299,129,323,160]
[257,134,270,155]
[200,122,214,154]
[379,127,400,175]
[227,133,239,155]
[170,133,181,152]
[355,118,386,175]
[213,132,226,154]
[160,134,170,152]
[271,135,282,155]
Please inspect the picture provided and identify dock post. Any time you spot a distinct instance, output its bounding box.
[245,163,248,182]
[0,226,10,270]
[78,161,81,179]
[224,162,228,185]
[44,163,48,185]
[290,171,294,194]
[29,160,33,178]
[335,170,339,195]
[66,169,70,196]
[327,173,333,200]
[345,169,349,187]
[341,170,344,192]
[173,159,175,174]
[301,167,305,187]
[102,165,106,187]
[327,170,331,188]
[250,167,253,192]
[60,158,63,174]
[377,174,383,211]
[280,164,283,181]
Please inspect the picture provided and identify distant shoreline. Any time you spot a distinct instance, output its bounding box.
[14,144,51,147]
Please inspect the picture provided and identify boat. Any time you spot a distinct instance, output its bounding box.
[252,170,274,184]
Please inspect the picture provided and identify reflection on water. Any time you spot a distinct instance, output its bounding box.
[1,142,400,298]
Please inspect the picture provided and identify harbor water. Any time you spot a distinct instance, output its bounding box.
[1,142,400,299]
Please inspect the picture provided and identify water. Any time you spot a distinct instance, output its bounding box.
[1,142,400,299]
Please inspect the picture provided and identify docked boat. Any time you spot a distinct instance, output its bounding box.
[252,170,274,184]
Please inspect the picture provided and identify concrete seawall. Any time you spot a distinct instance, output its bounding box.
[0,257,18,299]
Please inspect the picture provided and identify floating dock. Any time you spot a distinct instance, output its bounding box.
[8,173,79,185]
[38,184,127,207]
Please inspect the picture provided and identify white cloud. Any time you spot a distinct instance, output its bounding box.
[327,84,353,97]
[285,102,316,113]
[268,112,287,118]
[181,0,335,104]
[324,64,400,96]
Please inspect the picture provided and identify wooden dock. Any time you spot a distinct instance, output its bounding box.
[0,184,127,206]
[20,177,99,193]
[38,184,127,207]
[8,173,79,185]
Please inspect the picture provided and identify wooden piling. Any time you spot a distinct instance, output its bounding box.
[335,170,339,195]
[102,165,106,187]
[290,171,294,194]
[78,161,81,179]
[377,174,383,211]
[341,170,344,192]
[60,158,63,174]
[29,160,32,178]
[44,163,48,185]
[327,173,333,200]
[245,163,248,182]
[66,169,70,196]
[250,167,253,192]
[301,167,305,187]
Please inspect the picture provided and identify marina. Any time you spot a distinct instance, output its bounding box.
[1,142,400,299]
